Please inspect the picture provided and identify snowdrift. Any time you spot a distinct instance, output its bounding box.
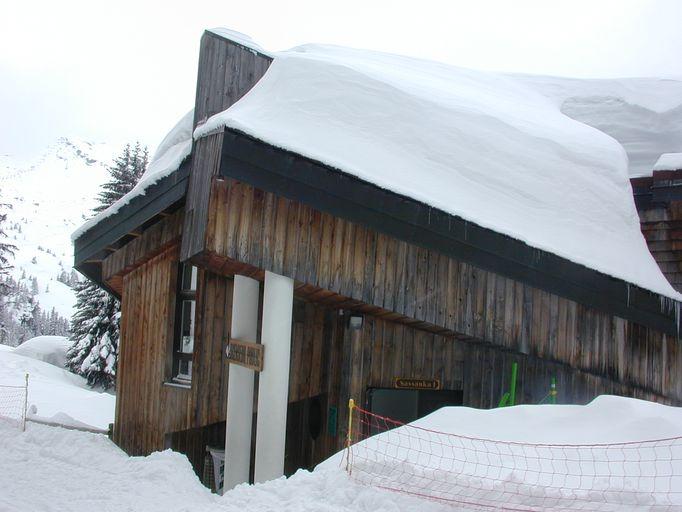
[0,346,114,430]
[12,335,71,368]
[1,395,680,512]
[0,422,213,512]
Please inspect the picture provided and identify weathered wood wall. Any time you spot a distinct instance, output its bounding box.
[202,177,682,404]
[102,208,184,294]
[114,244,232,456]
[182,31,272,262]
[637,203,682,293]
[114,246,346,465]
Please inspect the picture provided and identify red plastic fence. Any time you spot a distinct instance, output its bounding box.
[346,405,682,511]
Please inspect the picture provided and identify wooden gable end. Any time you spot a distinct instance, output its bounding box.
[181,31,272,262]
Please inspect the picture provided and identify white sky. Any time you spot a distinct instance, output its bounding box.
[1,0,681,160]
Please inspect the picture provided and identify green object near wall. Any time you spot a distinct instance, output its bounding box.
[498,362,518,407]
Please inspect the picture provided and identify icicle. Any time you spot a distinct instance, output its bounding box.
[464,221,468,241]
[626,283,630,308]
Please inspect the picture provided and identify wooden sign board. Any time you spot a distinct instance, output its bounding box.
[394,377,440,390]
[226,338,264,372]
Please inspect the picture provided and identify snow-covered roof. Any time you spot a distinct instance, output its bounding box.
[654,152,682,172]
[207,27,273,57]
[196,42,680,300]
[72,109,193,241]
[511,75,682,178]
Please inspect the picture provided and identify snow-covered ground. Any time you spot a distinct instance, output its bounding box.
[12,335,72,368]
[0,336,114,430]
[0,395,680,512]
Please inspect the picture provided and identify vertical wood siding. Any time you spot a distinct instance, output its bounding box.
[114,245,232,456]
[182,32,272,262]
[204,178,682,404]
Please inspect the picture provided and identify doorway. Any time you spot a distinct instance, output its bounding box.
[366,388,463,425]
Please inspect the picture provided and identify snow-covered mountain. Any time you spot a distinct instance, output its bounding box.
[0,138,113,340]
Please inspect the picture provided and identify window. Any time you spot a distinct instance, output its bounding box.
[173,263,197,382]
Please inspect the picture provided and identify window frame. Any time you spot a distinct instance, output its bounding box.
[171,263,198,383]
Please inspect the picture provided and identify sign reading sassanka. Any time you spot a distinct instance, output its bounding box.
[226,338,264,372]
[393,377,440,390]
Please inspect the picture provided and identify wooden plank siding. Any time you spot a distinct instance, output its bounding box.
[102,208,184,294]
[115,244,346,460]
[115,244,235,458]
[181,32,272,262]
[202,177,682,404]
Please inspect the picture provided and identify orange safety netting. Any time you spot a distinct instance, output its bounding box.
[345,405,682,511]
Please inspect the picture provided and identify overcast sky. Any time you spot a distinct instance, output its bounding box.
[1,0,681,161]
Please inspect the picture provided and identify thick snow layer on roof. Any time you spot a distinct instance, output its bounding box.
[196,44,680,299]
[511,75,682,178]
[654,152,682,171]
[208,27,273,57]
[71,109,193,241]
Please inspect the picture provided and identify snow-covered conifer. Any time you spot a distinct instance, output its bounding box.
[66,279,120,388]
[0,204,17,286]
[67,143,147,388]
[95,142,148,213]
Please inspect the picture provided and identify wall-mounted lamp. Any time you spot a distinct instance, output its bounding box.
[348,314,364,330]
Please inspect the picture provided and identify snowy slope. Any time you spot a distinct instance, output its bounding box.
[1,396,680,512]
[0,343,115,429]
[0,138,113,320]
[195,43,679,300]
[511,74,682,178]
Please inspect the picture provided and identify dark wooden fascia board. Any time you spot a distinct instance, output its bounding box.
[73,160,190,273]
[218,128,680,335]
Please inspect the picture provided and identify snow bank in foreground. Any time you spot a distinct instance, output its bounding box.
[71,109,193,241]
[196,43,679,300]
[0,347,114,429]
[654,152,682,171]
[0,423,215,512]
[12,335,71,368]
[1,395,681,511]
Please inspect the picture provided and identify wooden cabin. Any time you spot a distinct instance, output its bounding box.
[73,30,682,488]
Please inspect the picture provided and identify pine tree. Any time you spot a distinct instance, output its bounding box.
[95,142,148,213]
[66,280,120,388]
[0,204,17,291]
[67,143,147,389]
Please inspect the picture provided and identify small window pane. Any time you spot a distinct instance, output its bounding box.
[178,360,192,380]
[180,300,195,353]
[181,265,197,292]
